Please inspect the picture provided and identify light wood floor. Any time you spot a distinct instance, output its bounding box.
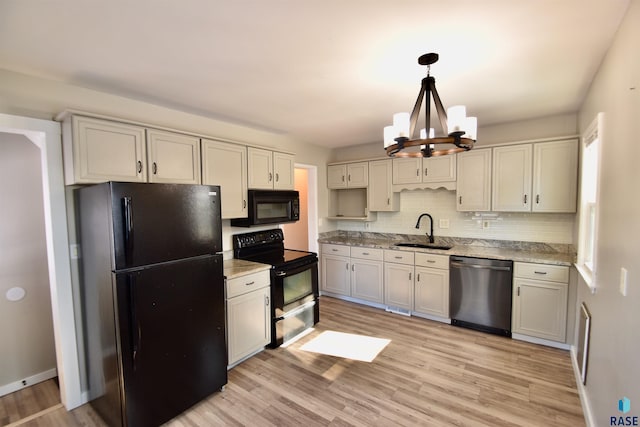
[3,296,585,426]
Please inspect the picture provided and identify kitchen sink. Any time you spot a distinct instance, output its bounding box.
[394,243,452,250]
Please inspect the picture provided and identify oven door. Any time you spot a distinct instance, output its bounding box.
[270,260,319,347]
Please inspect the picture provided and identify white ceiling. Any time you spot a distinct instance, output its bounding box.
[0,0,630,148]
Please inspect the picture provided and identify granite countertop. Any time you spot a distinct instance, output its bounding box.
[223,258,271,280]
[318,232,575,266]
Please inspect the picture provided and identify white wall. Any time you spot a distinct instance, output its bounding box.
[0,133,56,390]
[575,2,639,426]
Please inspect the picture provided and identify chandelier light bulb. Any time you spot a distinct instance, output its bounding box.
[393,112,410,138]
[464,117,477,140]
[447,105,467,133]
[383,125,395,148]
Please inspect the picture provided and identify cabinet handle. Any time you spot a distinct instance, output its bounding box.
[346,263,349,270]
[275,173,279,182]
[387,198,390,205]
[425,168,428,176]
[152,162,158,175]
[409,272,412,280]
[342,175,345,182]
[348,174,351,182]
[534,271,548,275]
[459,196,462,205]
[417,273,421,282]
[265,295,270,306]
[268,172,273,182]
[427,259,436,263]
[394,256,403,259]
[517,287,520,296]
[536,194,540,204]
[245,281,255,286]
[524,194,527,204]
[362,252,369,255]
[332,248,339,252]
[243,199,247,209]
[351,264,354,271]
[137,160,143,174]
[416,169,420,177]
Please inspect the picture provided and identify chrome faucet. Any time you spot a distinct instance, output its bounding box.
[415,213,434,243]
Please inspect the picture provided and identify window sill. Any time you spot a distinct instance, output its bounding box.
[574,263,596,294]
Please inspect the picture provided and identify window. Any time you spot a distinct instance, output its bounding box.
[577,113,603,290]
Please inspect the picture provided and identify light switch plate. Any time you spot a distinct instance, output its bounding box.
[619,267,628,296]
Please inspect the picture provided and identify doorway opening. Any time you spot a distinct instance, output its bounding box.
[282,164,318,253]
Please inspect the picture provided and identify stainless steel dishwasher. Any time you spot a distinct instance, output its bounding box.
[449,256,513,337]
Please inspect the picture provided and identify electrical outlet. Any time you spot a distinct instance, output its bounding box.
[439,219,450,229]
[620,267,628,296]
[482,221,490,229]
[70,244,80,260]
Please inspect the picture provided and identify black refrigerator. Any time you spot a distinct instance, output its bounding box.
[77,182,227,427]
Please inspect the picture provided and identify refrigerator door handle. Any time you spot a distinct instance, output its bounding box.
[123,197,134,261]
[128,274,140,370]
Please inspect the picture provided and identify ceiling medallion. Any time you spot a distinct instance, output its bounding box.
[384,53,477,158]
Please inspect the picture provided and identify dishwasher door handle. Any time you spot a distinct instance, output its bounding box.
[450,261,512,272]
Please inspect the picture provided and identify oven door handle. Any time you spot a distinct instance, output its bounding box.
[274,260,318,278]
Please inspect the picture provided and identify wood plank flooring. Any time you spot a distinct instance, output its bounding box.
[4,296,585,426]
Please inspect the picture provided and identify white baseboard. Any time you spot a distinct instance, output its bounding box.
[0,368,58,397]
[511,333,570,350]
[570,345,596,427]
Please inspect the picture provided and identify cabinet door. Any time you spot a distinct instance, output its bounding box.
[392,158,422,184]
[321,254,350,296]
[347,162,369,187]
[71,116,147,183]
[456,148,491,211]
[369,159,397,212]
[492,144,532,211]
[414,267,449,318]
[273,152,295,190]
[512,278,568,342]
[384,263,413,311]
[202,139,247,219]
[423,155,456,182]
[247,147,274,189]
[351,259,384,303]
[147,129,201,184]
[227,286,270,366]
[327,164,347,189]
[532,139,578,212]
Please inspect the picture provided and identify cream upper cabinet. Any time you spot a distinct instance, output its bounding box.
[393,156,456,185]
[327,162,368,189]
[532,139,578,212]
[146,129,201,184]
[512,262,569,342]
[456,148,491,211]
[247,147,294,190]
[201,139,248,219]
[492,144,533,211]
[492,139,578,213]
[63,115,147,184]
[368,159,398,212]
[273,151,295,190]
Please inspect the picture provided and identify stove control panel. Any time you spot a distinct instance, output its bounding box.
[233,228,284,249]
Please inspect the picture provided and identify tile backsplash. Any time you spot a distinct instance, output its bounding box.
[333,189,576,244]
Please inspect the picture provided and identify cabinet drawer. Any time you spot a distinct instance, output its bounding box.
[322,244,350,257]
[226,270,271,298]
[514,262,569,283]
[350,247,383,261]
[414,253,449,270]
[384,250,414,265]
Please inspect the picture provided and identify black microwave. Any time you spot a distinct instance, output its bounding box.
[230,190,299,227]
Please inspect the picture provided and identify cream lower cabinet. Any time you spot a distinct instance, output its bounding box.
[320,244,351,296]
[384,250,414,312]
[512,262,569,342]
[226,270,271,367]
[350,247,384,303]
[413,253,450,318]
[202,139,248,219]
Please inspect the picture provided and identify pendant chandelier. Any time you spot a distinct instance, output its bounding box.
[384,53,477,158]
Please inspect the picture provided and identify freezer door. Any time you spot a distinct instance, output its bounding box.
[115,255,226,427]
[110,182,222,270]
